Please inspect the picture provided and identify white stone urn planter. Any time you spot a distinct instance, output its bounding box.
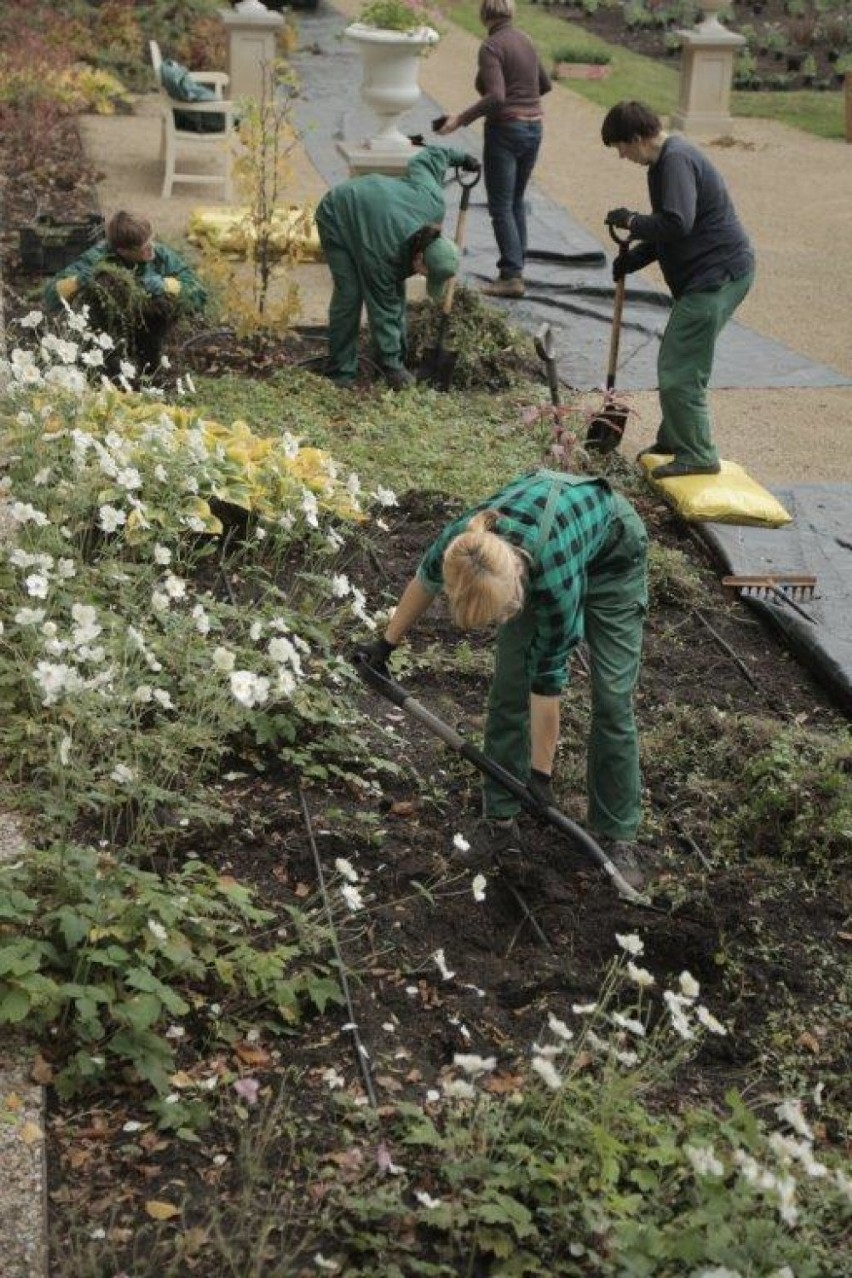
[344,23,439,155]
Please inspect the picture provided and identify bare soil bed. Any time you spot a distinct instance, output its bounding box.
[549,0,850,91]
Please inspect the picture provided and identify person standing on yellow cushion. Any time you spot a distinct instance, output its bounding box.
[44,210,207,377]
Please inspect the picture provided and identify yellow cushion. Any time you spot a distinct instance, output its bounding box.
[186,205,323,261]
[639,455,792,527]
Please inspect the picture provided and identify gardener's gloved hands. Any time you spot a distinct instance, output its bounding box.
[605,207,635,230]
[142,271,167,298]
[612,249,643,282]
[527,769,556,811]
[460,154,482,173]
[354,637,397,679]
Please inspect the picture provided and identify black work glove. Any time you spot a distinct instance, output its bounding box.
[605,207,634,230]
[528,769,556,811]
[612,249,643,283]
[407,133,426,148]
[353,637,397,679]
[460,154,482,173]
[432,114,448,132]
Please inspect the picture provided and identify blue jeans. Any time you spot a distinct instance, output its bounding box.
[483,119,542,280]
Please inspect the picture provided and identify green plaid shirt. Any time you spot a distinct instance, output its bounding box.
[417,471,614,694]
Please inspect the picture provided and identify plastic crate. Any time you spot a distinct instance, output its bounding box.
[19,213,105,275]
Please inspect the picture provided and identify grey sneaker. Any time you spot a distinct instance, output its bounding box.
[600,839,646,893]
[470,817,523,864]
[481,277,525,299]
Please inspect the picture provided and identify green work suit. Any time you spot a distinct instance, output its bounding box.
[315,145,468,380]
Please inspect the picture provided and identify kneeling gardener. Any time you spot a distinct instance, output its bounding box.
[358,469,650,889]
[44,209,207,378]
[315,144,480,390]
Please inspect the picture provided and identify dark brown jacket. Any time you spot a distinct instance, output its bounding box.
[455,19,551,128]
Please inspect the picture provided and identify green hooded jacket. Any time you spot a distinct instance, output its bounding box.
[43,240,207,313]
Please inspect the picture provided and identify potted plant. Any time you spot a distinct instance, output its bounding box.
[551,46,612,80]
[344,1,441,155]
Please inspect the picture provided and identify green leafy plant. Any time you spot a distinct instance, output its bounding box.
[0,845,342,1106]
[357,0,442,33]
[552,45,612,64]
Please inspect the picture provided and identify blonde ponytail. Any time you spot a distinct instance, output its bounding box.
[442,510,527,629]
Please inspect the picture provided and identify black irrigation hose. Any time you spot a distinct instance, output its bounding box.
[299,785,379,1109]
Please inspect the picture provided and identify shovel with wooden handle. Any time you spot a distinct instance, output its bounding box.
[417,166,481,391]
[353,654,650,906]
[586,224,632,454]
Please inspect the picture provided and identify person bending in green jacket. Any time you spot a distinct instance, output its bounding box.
[44,209,207,378]
[315,145,480,391]
[357,469,650,890]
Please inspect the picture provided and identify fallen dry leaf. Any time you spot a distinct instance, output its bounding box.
[145,1200,181,1221]
[31,1054,54,1086]
[797,1031,821,1055]
[234,1042,271,1067]
[484,1072,524,1095]
[19,1120,44,1145]
[389,800,418,817]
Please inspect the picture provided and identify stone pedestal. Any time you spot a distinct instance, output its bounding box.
[671,6,745,136]
[337,143,417,177]
[339,24,439,177]
[219,1,284,103]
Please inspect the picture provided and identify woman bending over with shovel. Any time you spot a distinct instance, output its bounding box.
[357,470,649,890]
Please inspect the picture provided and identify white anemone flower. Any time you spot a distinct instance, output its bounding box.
[24,574,50,599]
[531,1054,563,1091]
[229,670,270,709]
[679,970,700,1000]
[547,1013,573,1042]
[98,504,126,534]
[453,1053,496,1077]
[341,884,364,913]
[213,646,236,673]
[471,873,487,903]
[626,960,655,988]
[432,949,456,981]
[615,932,644,957]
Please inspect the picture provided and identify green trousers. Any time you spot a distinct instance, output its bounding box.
[483,499,648,840]
[657,271,754,467]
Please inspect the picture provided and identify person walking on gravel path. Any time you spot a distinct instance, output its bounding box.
[602,101,755,480]
[437,0,551,300]
[43,209,206,379]
[315,144,479,391]
[356,469,649,889]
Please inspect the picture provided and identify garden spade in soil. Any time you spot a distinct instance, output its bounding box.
[585,224,633,455]
[353,655,650,906]
[418,167,481,391]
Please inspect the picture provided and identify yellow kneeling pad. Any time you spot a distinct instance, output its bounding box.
[639,455,792,527]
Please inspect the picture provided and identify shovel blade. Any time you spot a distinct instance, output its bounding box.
[417,345,458,391]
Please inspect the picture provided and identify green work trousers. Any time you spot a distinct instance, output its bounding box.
[483,500,648,840]
[657,271,754,467]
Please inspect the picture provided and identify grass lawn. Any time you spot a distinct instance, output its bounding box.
[449,0,849,140]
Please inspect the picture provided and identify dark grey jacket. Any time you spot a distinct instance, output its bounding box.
[627,136,754,298]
